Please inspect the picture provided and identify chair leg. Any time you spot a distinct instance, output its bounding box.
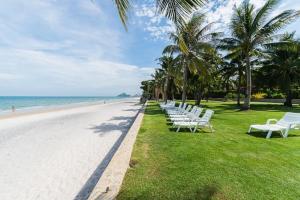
[176,126,181,132]
[209,125,213,133]
[266,130,272,139]
[192,124,199,133]
[248,127,252,134]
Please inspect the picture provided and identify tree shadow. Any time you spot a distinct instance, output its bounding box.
[247,131,300,138]
[194,184,222,200]
[144,105,163,116]
[208,103,300,114]
[123,108,140,112]
[74,113,138,200]
[89,116,135,138]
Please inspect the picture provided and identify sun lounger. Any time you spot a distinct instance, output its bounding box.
[173,109,214,133]
[248,112,300,138]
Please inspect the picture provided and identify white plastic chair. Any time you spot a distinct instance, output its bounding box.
[248,112,300,138]
[173,109,214,133]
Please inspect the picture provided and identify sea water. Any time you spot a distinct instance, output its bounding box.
[0,96,128,113]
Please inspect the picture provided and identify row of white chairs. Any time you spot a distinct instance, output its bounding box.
[160,101,300,138]
[160,101,214,133]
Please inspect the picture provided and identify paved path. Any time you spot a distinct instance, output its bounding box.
[0,99,141,200]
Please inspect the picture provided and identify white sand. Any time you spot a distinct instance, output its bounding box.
[0,99,141,200]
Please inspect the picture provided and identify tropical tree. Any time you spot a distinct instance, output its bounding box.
[157,55,178,102]
[260,33,300,107]
[219,0,300,109]
[152,69,165,101]
[163,13,220,103]
[112,0,206,29]
[219,57,245,105]
[140,80,155,101]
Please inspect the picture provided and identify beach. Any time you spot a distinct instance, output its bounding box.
[0,98,141,200]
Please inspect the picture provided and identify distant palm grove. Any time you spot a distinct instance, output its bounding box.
[112,0,300,109]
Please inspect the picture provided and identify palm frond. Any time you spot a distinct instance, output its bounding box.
[113,0,131,30]
[156,0,206,27]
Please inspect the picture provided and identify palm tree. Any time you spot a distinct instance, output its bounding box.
[220,57,245,105]
[112,0,206,29]
[152,69,165,101]
[261,33,300,107]
[157,55,178,102]
[163,13,220,103]
[220,0,300,110]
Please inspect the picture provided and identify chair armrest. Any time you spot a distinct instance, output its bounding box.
[266,119,278,124]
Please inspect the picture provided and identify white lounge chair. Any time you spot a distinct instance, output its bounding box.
[169,105,192,118]
[169,106,198,118]
[161,101,175,110]
[167,103,187,115]
[170,107,203,122]
[173,109,214,133]
[248,112,300,138]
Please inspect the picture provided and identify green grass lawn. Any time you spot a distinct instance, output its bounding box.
[117,101,300,200]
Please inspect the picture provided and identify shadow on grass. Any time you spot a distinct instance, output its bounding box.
[168,127,211,133]
[195,184,223,200]
[145,105,163,116]
[207,103,300,114]
[247,131,300,138]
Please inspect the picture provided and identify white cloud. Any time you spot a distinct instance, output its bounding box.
[0,48,153,96]
[0,0,154,95]
[133,3,175,40]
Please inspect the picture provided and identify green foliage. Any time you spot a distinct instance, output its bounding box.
[271,92,286,99]
[113,0,206,28]
[219,0,300,108]
[225,92,245,100]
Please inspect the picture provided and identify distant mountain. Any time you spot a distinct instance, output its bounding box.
[117,93,131,97]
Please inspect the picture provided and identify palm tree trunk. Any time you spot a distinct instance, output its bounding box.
[284,78,293,107]
[182,65,188,103]
[243,54,251,110]
[195,90,203,106]
[237,69,242,106]
[164,78,169,103]
[171,84,175,100]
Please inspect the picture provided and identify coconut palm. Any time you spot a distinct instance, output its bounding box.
[152,69,165,101]
[157,55,178,102]
[113,0,206,29]
[219,0,300,109]
[163,13,220,103]
[260,33,300,107]
[220,57,245,105]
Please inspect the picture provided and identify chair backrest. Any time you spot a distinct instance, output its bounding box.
[184,105,192,113]
[277,112,300,128]
[181,103,187,111]
[190,106,198,114]
[200,109,214,122]
[177,102,182,109]
[188,108,203,120]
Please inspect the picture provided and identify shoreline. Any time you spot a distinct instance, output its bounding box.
[0,97,139,120]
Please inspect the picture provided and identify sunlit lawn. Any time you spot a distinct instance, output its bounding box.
[117,101,300,200]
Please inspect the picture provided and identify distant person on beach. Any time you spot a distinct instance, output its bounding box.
[12,106,15,112]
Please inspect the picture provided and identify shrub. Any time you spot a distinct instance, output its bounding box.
[252,92,267,99]
[224,93,245,100]
[225,92,236,99]
[271,92,285,99]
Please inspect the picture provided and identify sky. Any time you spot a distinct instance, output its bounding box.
[0,0,299,96]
